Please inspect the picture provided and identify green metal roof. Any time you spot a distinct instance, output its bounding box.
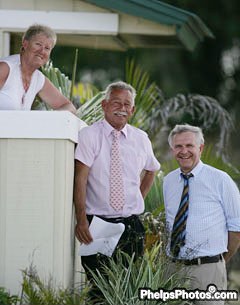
[84,0,214,51]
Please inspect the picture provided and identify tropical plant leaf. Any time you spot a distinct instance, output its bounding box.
[32,60,72,110]
[20,264,89,305]
[76,91,104,124]
[144,171,164,213]
[42,61,71,98]
[0,287,19,305]
[70,48,78,101]
[73,82,99,108]
[89,246,188,305]
[151,91,234,158]
[201,145,240,179]
[125,58,161,132]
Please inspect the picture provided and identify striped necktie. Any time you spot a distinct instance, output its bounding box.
[170,173,193,257]
[110,129,125,211]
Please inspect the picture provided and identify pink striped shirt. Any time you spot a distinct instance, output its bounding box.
[75,120,160,218]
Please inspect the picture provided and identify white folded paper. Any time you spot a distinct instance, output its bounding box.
[79,216,125,257]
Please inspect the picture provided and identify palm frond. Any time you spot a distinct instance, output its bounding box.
[32,60,72,110]
[76,91,104,124]
[201,145,240,180]
[41,61,71,99]
[125,58,161,131]
[152,92,234,157]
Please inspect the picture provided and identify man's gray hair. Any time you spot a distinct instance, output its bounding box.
[104,81,136,105]
[168,124,205,148]
[22,24,57,46]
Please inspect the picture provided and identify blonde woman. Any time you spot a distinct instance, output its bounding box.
[0,24,76,113]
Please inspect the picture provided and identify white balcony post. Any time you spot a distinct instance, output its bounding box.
[0,111,86,295]
[0,31,10,57]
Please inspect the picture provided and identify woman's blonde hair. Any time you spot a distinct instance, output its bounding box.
[22,24,57,46]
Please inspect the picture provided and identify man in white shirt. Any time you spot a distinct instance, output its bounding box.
[74,81,160,301]
[163,124,240,305]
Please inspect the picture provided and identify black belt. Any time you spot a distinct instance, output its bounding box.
[97,215,138,224]
[172,254,223,265]
[87,214,138,224]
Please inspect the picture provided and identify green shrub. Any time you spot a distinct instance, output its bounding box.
[0,287,19,305]
[19,264,89,305]
[89,245,188,305]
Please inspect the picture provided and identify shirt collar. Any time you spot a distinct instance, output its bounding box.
[178,160,203,180]
[191,160,203,177]
[102,119,128,138]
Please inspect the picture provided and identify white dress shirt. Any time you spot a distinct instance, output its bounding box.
[75,119,160,218]
[163,160,240,259]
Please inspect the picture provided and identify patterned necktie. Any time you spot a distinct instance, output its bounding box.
[110,129,125,211]
[170,173,193,257]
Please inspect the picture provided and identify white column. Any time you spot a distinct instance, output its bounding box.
[0,31,10,57]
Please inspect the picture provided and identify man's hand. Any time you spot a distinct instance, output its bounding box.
[73,160,92,244]
[75,218,93,244]
[223,231,240,263]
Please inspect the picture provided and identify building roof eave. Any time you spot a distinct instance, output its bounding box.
[84,0,214,51]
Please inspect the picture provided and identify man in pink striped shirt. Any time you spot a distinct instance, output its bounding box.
[74,81,160,301]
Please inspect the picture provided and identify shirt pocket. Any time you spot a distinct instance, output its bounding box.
[123,151,146,177]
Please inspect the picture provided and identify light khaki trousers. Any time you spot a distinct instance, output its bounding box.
[185,260,227,305]
[168,260,227,305]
